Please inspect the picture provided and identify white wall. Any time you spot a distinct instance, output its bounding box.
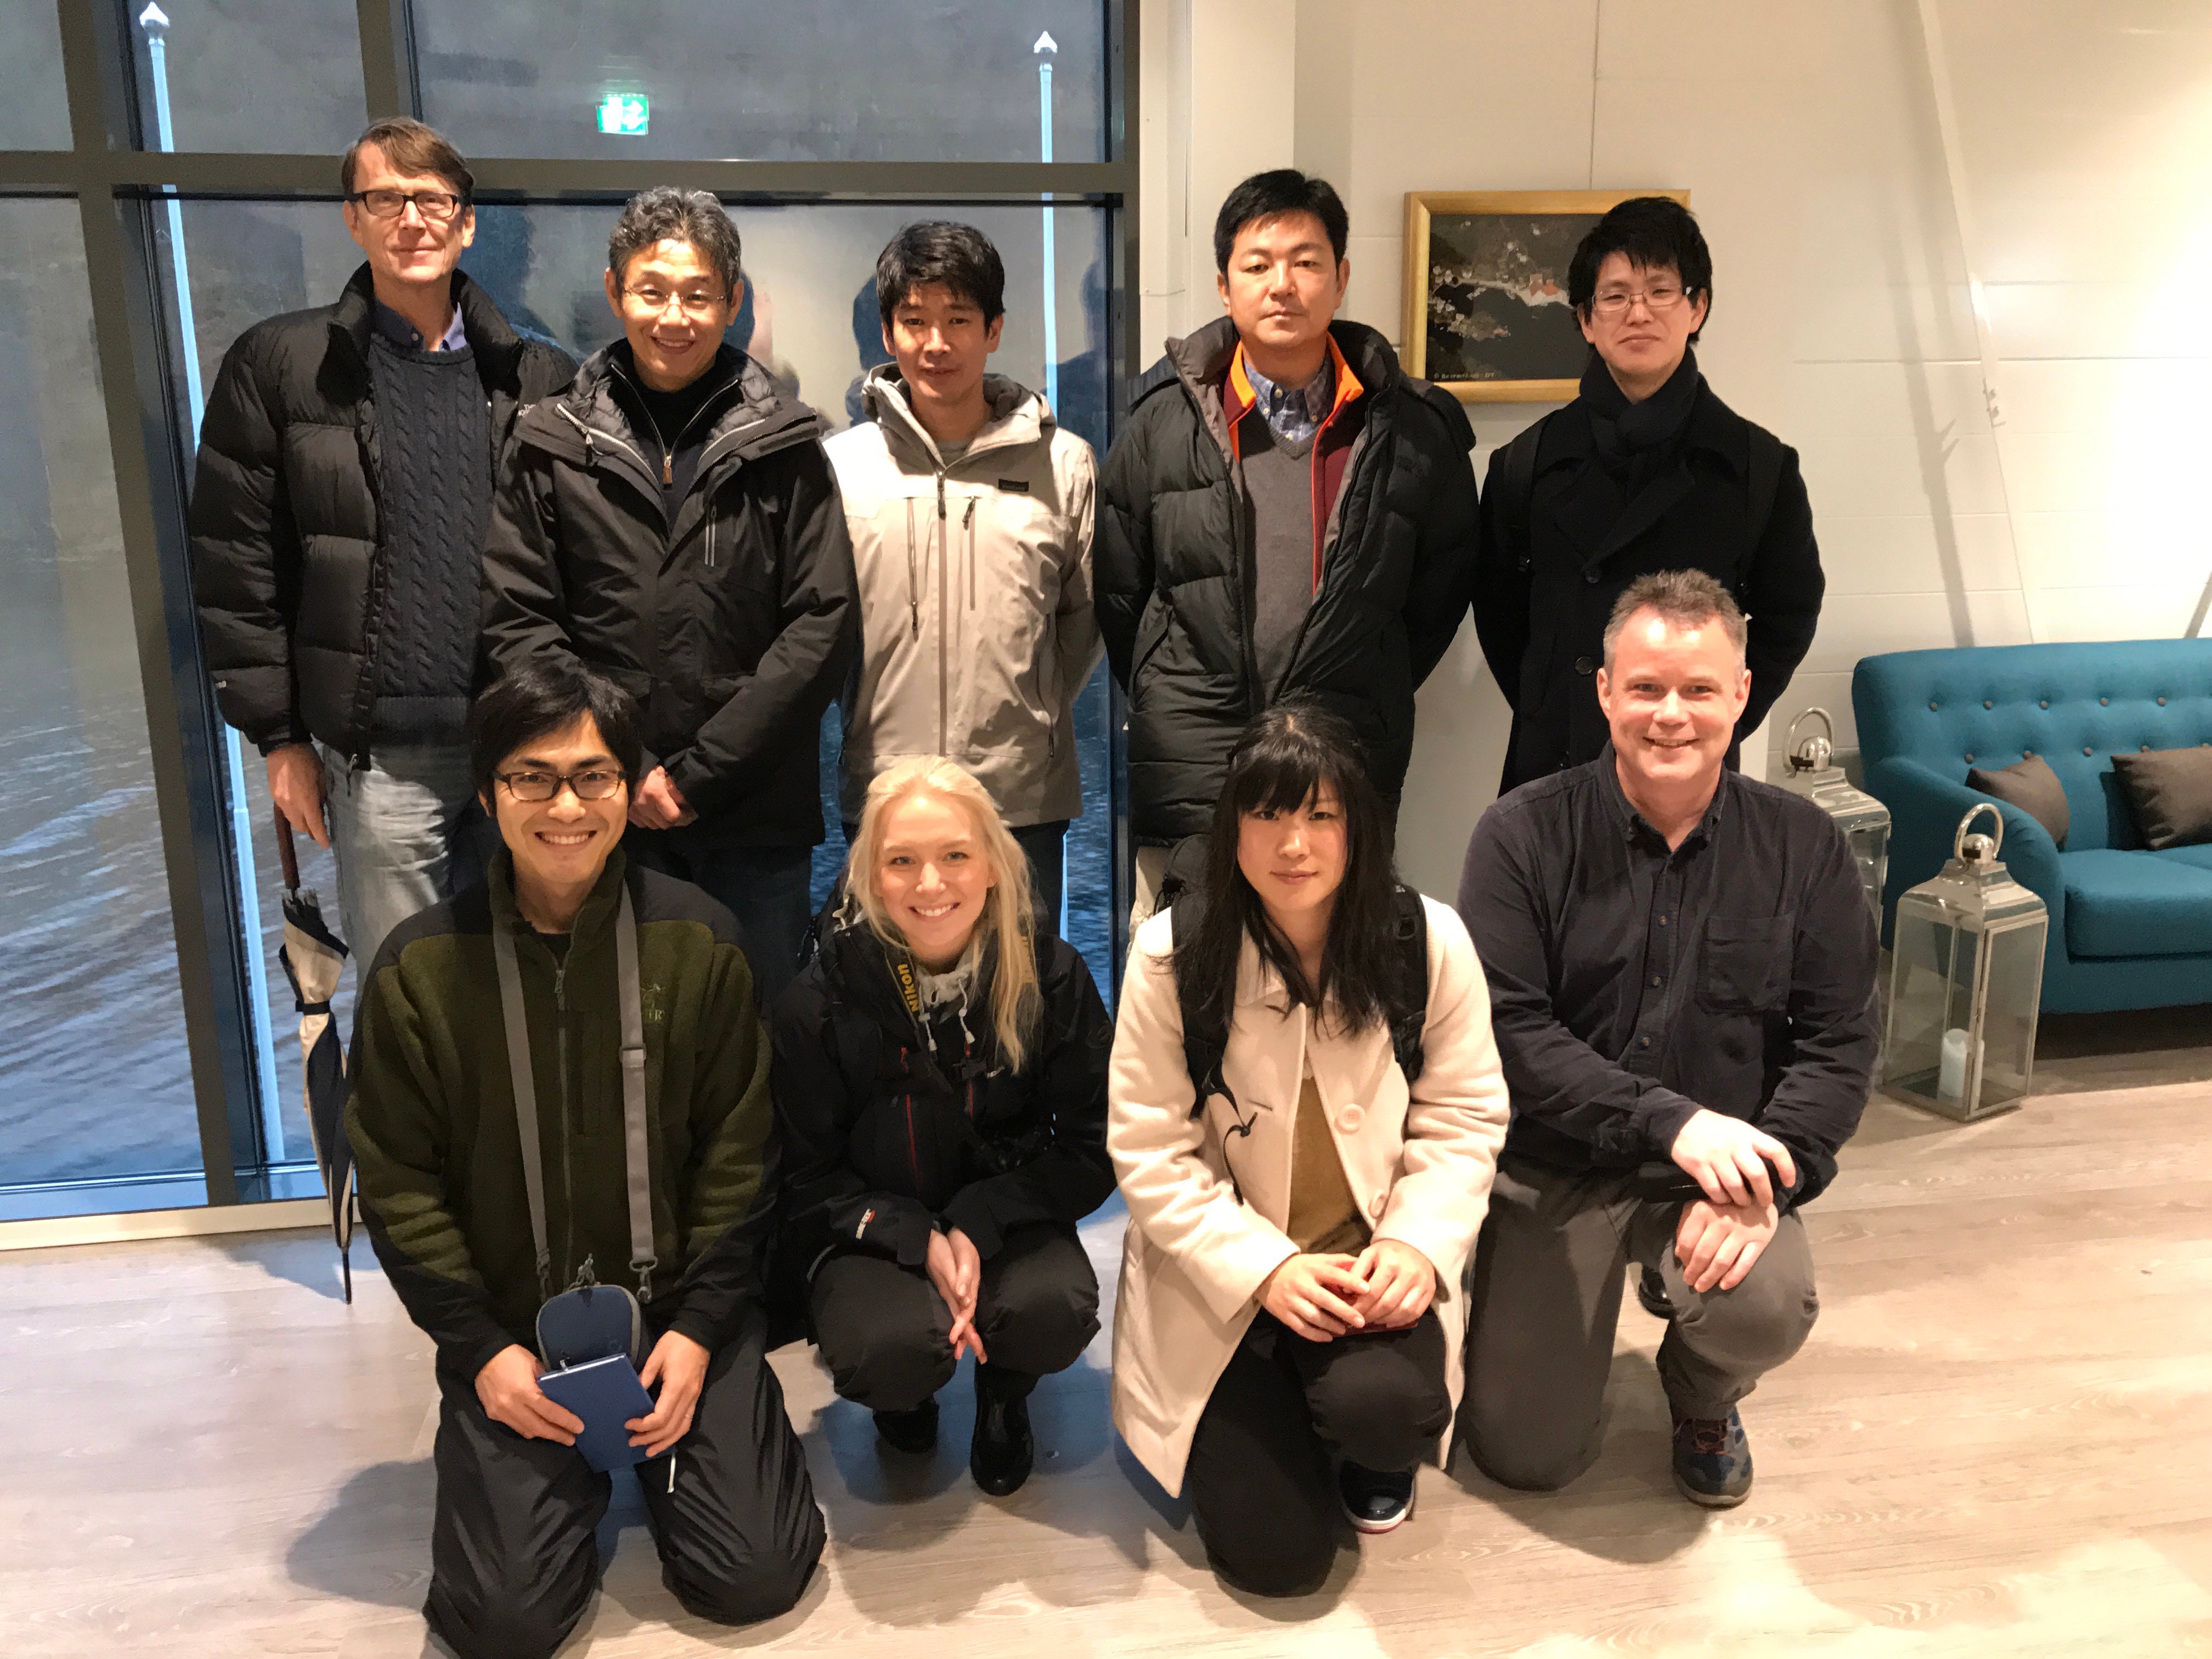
[1139,0,2212,901]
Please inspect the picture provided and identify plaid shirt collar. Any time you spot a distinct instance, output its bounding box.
[1239,353,1334,445]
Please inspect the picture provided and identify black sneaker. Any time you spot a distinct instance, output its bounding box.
[1637,1265,1678,1320]
[969,1391,1034,1496]
[873,1400,939,1454]
[1671,1409,1753,1508]
[1336,1461,1415,1534]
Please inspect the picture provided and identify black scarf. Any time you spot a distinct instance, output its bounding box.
[1580,346,1703,489]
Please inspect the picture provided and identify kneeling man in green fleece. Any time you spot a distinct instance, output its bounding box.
[347,658,824,1659]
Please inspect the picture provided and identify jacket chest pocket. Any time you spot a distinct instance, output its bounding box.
[1697,915,1794,1013]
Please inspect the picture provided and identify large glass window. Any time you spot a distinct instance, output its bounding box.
[0,2,69,149]
[415,1,1108,162]
[123,0,367,155]
[0,4,1129,1223]
[0,198,202,1191]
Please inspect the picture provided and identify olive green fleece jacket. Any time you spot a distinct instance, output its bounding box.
[346,848,775,1380]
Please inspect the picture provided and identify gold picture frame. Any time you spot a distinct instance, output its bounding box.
[1402,188,1691,402]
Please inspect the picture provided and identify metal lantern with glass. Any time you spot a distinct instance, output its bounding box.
[1881,803,2049,1122]
[1777,708,1890,924]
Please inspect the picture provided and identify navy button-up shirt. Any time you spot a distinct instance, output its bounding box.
[1457,749,1878,1209]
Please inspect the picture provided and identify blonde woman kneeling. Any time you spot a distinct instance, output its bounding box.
[1109,704,1509,1595]
[772,757,1115,1497]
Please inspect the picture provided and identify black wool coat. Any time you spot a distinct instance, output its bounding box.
[1473,380,1825,793]
[190,264,575,761]
[1096,317,1480,844]
[482,343,859,843]
[769,913,1114,1274]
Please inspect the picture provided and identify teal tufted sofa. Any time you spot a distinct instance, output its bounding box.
[1852,639,2212,1014]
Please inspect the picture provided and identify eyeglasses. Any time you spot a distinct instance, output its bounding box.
[623,284,730,318]
[495,767,628,803]
[348,188,467,223]
[1591,283,1689,317]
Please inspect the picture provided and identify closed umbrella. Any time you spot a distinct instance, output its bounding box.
[274,812,356,1300]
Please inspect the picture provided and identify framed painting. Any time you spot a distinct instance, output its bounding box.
[1402,189,1691,402]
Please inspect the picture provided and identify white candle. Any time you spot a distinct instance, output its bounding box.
[1938,1026,1972,1102]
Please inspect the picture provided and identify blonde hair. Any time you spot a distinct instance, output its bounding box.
[843,757,1042,1071]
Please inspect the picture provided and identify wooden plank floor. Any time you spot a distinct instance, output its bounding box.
[7,1066,2212,1658]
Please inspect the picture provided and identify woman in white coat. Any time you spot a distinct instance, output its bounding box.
[1108,704,1510,1596]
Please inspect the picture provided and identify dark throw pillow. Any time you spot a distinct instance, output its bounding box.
[1966,754,2070,849]
[2111,746,2212,850]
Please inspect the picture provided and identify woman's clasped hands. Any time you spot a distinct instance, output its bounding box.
[1259,1238,1437,1342]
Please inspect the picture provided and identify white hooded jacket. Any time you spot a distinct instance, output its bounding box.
[825,368,1099,827]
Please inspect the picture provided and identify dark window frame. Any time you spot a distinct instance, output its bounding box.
[1,0,1137,1214]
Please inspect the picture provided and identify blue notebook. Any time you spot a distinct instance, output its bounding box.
[537,1354,657,1472]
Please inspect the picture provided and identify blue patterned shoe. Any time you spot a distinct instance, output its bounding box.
[1671,1409,1753,1508]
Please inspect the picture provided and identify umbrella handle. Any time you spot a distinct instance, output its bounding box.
[275,806,301,891]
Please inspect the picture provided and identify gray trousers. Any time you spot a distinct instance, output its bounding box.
[320,740,493,975]
[1460,1154,1820,1492]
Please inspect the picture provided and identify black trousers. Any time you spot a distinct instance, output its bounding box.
[809,1221,1099,1410]
[1187,1310,1451,1598]
[424,1318,826,1659]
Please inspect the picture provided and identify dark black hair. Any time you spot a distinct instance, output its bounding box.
[608,186,743,296]
[1172,702,1398,1051]
[1212,169,1349,274]
[467,659,644,804]
[1567,196,1713,342]
[874,220,1007,332]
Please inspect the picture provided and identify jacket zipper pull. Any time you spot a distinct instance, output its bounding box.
[662,450,673,486]
[963,498,977,610]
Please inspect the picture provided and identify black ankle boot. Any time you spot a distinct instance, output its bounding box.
[873,1398,939,1454]
[969,1370,1035,1496]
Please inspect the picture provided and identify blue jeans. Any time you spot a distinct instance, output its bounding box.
[319,740,494,974]
[840,819,1068,934]
[628,824,814,1012]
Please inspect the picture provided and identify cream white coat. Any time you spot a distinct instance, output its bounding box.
[1108,896,1511,1495]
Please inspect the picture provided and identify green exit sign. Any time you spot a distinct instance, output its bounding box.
[596,93,649,136]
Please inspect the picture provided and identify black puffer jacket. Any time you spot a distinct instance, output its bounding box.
[1096,317,1479,843]
[770,909,1114,1274]
[190,265,575,760]
[483,342,858,843]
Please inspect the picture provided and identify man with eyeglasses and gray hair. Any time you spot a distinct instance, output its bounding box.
[484,186,857,1010]
[1471,196,1825,796]
[190,117,576,973]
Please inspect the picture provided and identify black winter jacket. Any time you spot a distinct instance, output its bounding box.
[1096,317,1479,843]
[770,911,1114,1274]
[190,265,575,760]
[483,342,859,843]
[1474,372,1824,792]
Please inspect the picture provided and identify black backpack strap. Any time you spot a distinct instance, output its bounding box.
[1169,896,1232,1121]
[1386,885,1430,1086]
[1501,414,1551,574]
